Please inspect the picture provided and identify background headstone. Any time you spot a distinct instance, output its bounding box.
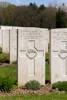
[51,29,67,84]
[18,27,49,86]
[10,29,17,63]
[0,26,13,30]
[2,29,10,53]
[12,26,23,29]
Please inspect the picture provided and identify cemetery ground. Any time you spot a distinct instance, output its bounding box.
[0,64,67,99]
[0,51,67,99]
[0,94,67,100]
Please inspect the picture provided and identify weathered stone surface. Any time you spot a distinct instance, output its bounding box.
[0,26,13,29]
[10,29,17,63]
[51,29,67,84]
[18,27,49,86]
[2,29,10,53]
[12,27,23,29]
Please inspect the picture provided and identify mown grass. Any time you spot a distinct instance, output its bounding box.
[0,64,17,84]
[45,52,50,83]
[0,94,67,100]
[46,63,50,82]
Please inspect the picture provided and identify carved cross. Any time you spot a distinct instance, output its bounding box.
[20,40,44,75]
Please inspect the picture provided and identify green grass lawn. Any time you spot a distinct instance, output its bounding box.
[0,64,17,84]
[0,94,67,100]
[45,52,50,83]
[46,63,50,82]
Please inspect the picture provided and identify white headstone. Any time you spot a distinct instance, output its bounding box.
[10,29,17,63]
[12,27,18,29]
[2,30,10,53]
[12,26,23,29]
[51,29,67,84]
[18,27,49,86]
[0,26,13,30]
[0,30,3,48]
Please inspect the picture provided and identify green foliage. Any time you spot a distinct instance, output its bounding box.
[46,53,49,64]
[0,4,57,28]
[45,45,50,83]
[0,76,13,92]
[0,47,2,54]
[45,63,50,83]
[0,64,17,86]
[25,80,41,90]
[0,4,67,28]
[45,44,50,64]
[56,9,67,28]
[0,53,9,63]
[12,61,17,64]
[52,81,67,91]
[0,64,17,92]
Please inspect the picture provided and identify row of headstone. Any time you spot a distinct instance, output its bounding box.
[0,27,49,63]
[0,27,49,87]
[0,26,67,87]
[0,28,49,86]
